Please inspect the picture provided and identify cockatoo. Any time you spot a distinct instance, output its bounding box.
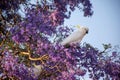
[61,25,89,45]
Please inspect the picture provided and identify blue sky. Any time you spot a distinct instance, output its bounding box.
[64,0,120,50]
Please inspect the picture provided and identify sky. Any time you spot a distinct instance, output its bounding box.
[64,0,120,50]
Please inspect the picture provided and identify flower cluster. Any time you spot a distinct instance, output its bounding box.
[0,51,36,80]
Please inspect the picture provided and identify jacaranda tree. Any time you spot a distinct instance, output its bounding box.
[0,0,120,80]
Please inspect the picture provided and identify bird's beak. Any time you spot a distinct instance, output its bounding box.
[85,27,89,34]
[86,29,89,34]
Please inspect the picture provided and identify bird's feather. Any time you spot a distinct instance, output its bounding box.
[61,27,88,45]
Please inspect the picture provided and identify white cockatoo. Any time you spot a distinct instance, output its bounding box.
[61,25,89,45]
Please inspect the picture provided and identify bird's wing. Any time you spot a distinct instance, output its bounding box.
[61,30,84,45]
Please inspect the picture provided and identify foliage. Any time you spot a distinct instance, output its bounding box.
[0,0,120,80]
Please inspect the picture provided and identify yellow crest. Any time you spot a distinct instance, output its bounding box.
[76,25,81,28]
